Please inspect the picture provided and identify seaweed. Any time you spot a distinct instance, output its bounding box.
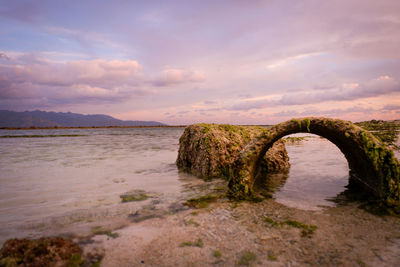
[184,218,200,227]
[184,194,220,209]
[120,193,148,203]
[91,226,119,239]
[237,251,257,266]
[282,220,318,238]
[179,238,204,248]
[264,216,279,227]
[213,250,222,259]
[267,251,278,261]
[227,117,400,212]
[0,237,82,266]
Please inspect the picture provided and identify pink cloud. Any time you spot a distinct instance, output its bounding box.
[0,54,146,108]
[153,68,205,86]
[280,76,399,105]
[18,59,142,87]
[0,53,207,110]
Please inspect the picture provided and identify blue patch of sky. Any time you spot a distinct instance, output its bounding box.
[0,20,126,62]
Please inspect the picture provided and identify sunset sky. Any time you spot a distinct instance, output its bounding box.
[1,0,400,125]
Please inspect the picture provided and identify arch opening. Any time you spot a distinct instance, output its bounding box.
[253,133,350,210]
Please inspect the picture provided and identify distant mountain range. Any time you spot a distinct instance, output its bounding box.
[0,110,166,128]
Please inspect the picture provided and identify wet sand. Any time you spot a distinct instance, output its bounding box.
[81,197,400,266]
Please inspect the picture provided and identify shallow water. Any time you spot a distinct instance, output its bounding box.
[274,134,349,210]
[0,128,191,244]
[0,128,399,244]
[274,132,400,210]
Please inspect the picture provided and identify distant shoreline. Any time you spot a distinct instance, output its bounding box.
[0,125,274,130]
[2,119,399,130]
[0,125,187,130]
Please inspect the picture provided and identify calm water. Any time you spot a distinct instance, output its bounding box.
[0,128,398,245]
[275,134,349,210]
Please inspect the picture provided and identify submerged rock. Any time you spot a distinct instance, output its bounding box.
[176,124,290,179]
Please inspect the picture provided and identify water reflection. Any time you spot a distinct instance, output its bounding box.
[264,134,350,210]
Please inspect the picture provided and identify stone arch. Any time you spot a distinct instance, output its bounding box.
[228,117,400,208]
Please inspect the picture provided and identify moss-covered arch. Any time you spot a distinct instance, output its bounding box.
[228,117,400,209]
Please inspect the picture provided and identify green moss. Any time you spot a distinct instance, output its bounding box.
[282,136,307,144]
[179,241,192,247]
[264,217,279,227]
[220,124,237,133]
[267,252,277,261]
[213,250,222,259]
[227,180,254,200]
[238,251,257,266]
[0,237,82,267]
[184,218,200,227]
[196,119,400,211]
[356,258,366,267]
[291,119,302,129]
[199,123,211,133]
[264,217,318,237]
[129,214,160,223]
[179,238,204,248]
[356,120,399,148]
[91,226,119,239]
[67,254,82,267]
[120,192,148,202]
[356,120,400,131]
[0,257,19,266]
[358,129,400,207]
[282,220,318,238]
[231,203,239,209]
[204,136,212,149]
[304,118,311,132]
[185,194,219,209]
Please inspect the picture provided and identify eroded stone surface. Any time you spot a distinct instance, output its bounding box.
[176,124,290,179]
[227,117,400,211]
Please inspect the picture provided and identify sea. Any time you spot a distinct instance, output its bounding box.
[0,127,399,245]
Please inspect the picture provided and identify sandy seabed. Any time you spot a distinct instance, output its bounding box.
[81,198,400,267]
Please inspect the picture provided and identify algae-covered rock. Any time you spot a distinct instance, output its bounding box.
[0,237,82,267]
[176,124,290,179]
[227,117,400,211]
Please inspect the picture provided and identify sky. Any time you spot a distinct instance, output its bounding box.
[0,0,400,125]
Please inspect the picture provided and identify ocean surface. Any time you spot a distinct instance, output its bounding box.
[0,128,399,245]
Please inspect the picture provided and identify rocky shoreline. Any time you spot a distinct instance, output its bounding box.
[84,190,400,266]
[3,178,400,266]
[1,121,399,266]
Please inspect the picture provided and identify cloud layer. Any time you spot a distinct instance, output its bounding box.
[228,76,399,111]
[0,0,399,123]
[0,53,205,109]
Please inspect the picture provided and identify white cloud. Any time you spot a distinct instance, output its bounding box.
[266,52,323,70]
[226,76,399,111]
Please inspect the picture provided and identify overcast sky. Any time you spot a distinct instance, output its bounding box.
[1,0,399,124]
